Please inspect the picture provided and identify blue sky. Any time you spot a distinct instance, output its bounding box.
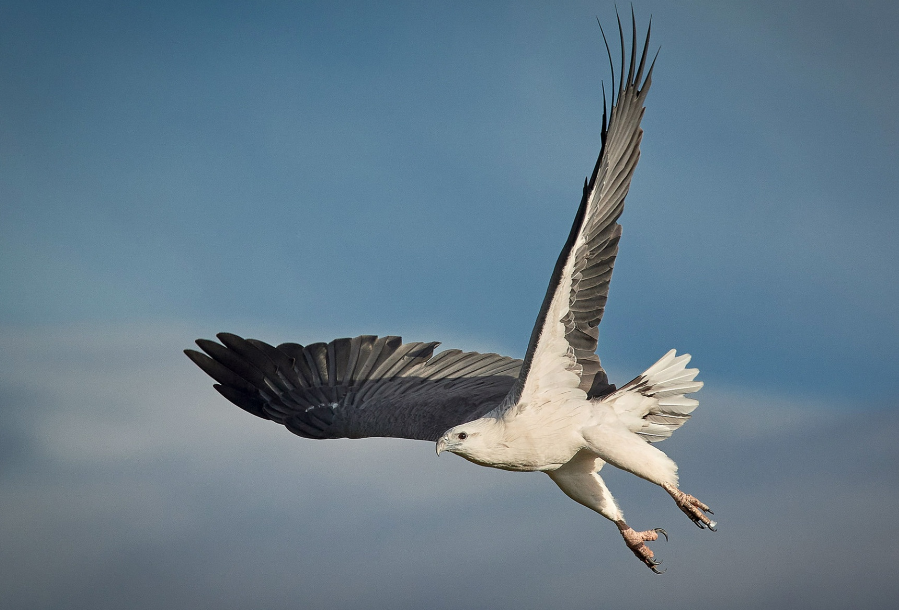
[1,1,897,608]
[3,0,897,399]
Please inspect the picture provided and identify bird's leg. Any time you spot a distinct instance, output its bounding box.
[547,450,672,573]
[662,483,716,530]
[615,520,668,574]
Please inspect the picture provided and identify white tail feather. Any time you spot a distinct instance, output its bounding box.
[599,350,704,443]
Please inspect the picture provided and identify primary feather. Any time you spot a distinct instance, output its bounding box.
[186,334,521,441]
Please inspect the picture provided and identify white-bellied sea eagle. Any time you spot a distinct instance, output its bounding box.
[185,13,715,573]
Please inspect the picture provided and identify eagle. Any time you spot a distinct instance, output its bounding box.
[185,13,715,573]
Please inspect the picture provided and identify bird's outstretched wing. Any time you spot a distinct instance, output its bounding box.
[506,14,656,411]
[185,334,521,442]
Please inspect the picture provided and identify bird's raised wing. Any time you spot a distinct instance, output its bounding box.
[505,14,656,412]
[185,334,521,442]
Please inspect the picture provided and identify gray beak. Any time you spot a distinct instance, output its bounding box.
[436,437,447,456]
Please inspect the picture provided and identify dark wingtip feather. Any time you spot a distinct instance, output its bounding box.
[601,81,608,133]
[184,348,255,392]
[195,336,268,387]
[184,347,209,373]
[215,331,243,344]
[616,8,625,103]
[194,337,219,353]
[645,46,661,87]
[635,15,652,85]
[627,5,637,86]
[215,332,277,377]
[597,17,616,108]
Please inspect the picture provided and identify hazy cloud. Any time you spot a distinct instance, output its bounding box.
[1,324,895,609]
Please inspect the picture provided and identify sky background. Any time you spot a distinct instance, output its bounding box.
[1,0,897,608]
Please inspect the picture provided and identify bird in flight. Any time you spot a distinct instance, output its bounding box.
[186,12,715,573]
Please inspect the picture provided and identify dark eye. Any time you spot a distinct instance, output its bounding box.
[457,432,468,440]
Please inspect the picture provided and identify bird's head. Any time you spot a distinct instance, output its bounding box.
[435,418,497,461]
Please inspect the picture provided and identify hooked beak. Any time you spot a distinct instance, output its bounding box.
[436,436,448,456]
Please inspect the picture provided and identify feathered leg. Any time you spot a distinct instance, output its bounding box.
[581,413,716,530]
[547,449,668,573]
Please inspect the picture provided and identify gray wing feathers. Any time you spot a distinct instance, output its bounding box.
[185,334,521,442]
[503,14,654,408]
[565,15,656,397]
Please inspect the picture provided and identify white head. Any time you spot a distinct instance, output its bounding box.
[435,417,501,465]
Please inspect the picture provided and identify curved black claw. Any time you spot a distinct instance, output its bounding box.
[653,528,668,541]
[641,550,664,573]
[692,516,718,531]
[664,484,716,530]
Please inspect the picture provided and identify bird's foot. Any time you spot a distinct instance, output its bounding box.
[616,521,668,574]
[662,483,716,531]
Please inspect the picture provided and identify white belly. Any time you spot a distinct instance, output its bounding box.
[464,402,592,472]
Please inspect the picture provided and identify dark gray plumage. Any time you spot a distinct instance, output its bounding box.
[185,334,521,442]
